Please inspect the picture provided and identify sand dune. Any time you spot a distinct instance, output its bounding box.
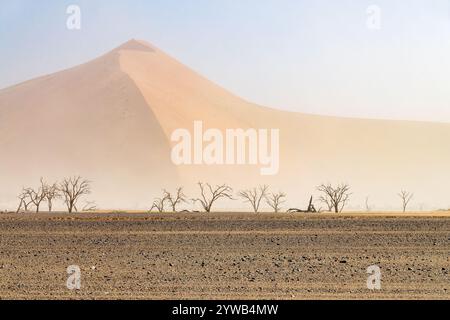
[1,39,450,210]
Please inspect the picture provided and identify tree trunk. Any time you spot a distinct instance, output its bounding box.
[16,200,23,214]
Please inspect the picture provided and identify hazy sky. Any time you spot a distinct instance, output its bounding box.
[1,0,450,122]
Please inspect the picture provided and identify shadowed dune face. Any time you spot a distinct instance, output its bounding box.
[1,39,450,210]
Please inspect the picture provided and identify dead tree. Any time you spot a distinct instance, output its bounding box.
[59,176,91,213]
[43,181,60,212]
[398,190,413,213]
[238,185,269,213]
[16,188,33,213]
[306,196,317,212]
[192,182,234,213]
[163,187,188,212]
[265,192,286,213]
[26,178,48,213]
[317,183,351,213]
[150,195,169,213]
[287,196,317,213]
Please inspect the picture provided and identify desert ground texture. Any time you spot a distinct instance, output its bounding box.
[0,212,449,300]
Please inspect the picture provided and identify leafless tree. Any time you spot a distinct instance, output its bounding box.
[265,192,286,213]
[43,181,60,212]
[238,185,269,213]
[163,187,188,212]
[398,190,414,213]
[150,195,169,213]
[192,182,234,213]
[59,176,91,213]
[317,183,351,213]
[26,178,48,213]
[16,188,33,213]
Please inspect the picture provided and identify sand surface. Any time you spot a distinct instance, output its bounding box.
[0,212,449,300]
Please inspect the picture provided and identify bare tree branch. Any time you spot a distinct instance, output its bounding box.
[59,176,91,213]
[265,192,286,213]
[17,188,33,213]
[192,182,234,213]
[163,187,188,212]
[238,185,269,213]
[42,180,60,212]
[25,178,48,213]
[150,193,170,213]
[150,190,171,213]
[317,183,351,213]
[398,190,414,213]
[287,196,318,213]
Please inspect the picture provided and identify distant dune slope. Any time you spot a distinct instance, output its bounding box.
[1,40,449,210]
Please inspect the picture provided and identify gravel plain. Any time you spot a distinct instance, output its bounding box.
[0,212,449,299]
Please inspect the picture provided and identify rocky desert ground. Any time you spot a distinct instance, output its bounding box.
[0,211,449,300]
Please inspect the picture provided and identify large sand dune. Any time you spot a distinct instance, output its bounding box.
[1,39,450,210]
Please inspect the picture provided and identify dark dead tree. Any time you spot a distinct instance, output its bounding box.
[163,187,188,212]
[43,181,60,212]
[238,185,269,213]
[27,178,48,213]
[265,192,286,213]
[398,190,414,213]
[59,176,91,213]
[192,182,234,213]
[306,196,317,213]
[317,183,351,213]
[287,196,317,213]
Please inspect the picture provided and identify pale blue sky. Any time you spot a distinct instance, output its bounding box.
[1,0,450,122]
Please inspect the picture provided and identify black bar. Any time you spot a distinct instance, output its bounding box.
[0,300,445,319]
